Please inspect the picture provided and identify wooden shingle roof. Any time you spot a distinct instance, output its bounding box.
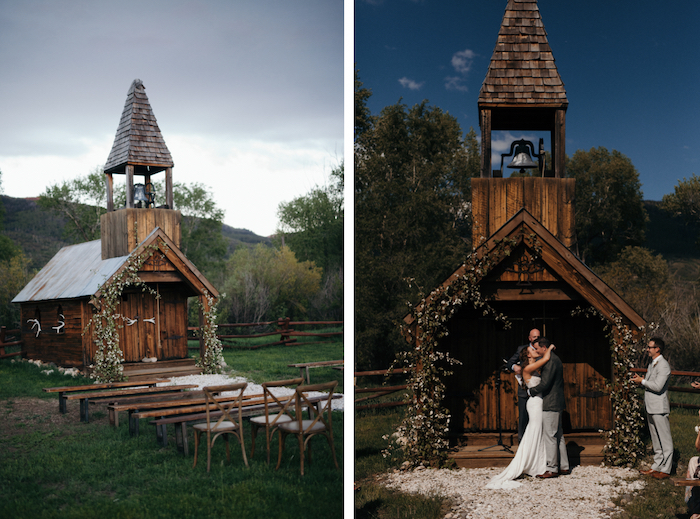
[478,0,567,108]
[104,79,174,175]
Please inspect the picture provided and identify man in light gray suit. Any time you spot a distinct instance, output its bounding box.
[632,337,673,479]
[528,337,570,478]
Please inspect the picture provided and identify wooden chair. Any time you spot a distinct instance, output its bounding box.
[249,377,303,463]
[275,381,339,476]
[192,383,249,472]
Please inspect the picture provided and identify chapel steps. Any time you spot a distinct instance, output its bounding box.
[448,432,605,469]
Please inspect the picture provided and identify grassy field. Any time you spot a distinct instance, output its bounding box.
[0,334,344,519]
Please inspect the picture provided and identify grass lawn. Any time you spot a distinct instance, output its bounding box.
[0,334,344,519]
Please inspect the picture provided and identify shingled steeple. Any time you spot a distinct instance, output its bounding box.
[105,79,173,175]
[103,79,174,212]
[478,0,568,178]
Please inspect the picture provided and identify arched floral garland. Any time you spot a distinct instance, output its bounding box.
[84,242,163,383]
[385,237,522,467]
[572,306,651,466]
[196,289,225,375]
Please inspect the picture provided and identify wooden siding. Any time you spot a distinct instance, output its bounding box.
[20,300,86,367]
[471,177,575,248]
[101,208,181,260]
[443,301,612,434]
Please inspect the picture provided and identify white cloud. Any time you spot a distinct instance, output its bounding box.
[398,77,424,90]
[444,48,476,92]
[451,49,476,74]
[445,76,468,92]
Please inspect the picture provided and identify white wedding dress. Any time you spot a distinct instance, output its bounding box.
[485,375,547,490]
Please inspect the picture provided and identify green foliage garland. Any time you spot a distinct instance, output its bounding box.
[387,238,518,467]
[85,242,162,383]
[196,289,225,375]
[573,306,650,466]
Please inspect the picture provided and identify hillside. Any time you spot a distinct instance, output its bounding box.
[0,195,271,270]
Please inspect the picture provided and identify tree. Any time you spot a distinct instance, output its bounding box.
[355,66,372,142]
[566,147,647,266]
[661,174,700,250]
[276,162,343,274]
[355,85,474,368]
[38,168,107,243]
[0,169,20,262]
[38,171,227,281]
[220,243,322,323]
[172,182,227,283]
[597,246,669,324]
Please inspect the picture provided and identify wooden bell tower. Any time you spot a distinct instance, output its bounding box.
[473,0,575,250]
[101,79,181,259]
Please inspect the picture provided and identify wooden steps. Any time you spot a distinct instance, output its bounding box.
[449,432,605,469]
[84,359,202,382]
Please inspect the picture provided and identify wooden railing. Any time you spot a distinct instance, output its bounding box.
[0,327,22,359]
[188,318,343,350]
[354,368,410,411]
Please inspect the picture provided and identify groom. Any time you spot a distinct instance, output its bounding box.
[528,337,570,478]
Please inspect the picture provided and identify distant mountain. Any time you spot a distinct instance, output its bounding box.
[0,195,271,270]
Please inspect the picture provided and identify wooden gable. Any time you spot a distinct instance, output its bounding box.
[417,208,644,330]
[95,227,218,301]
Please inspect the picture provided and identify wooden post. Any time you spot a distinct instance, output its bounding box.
[278,317,290,344]
[165,167,173,209]
[554,109,566,178]
[105,173,114,212]
[480,108,492,178]
[198,294,208,360]
[126,165,134,208]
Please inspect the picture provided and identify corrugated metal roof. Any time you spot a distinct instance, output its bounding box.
[12,240,128,303]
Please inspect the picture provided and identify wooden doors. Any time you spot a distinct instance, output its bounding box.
[443,301,612,435]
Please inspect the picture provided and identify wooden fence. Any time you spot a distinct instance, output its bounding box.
[354,368,410,411]
[188,318,343,350]
[631,367,700,409]
[0,327,22,360]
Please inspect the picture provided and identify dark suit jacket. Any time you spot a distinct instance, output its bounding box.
[528,351,565,412]
[507,343,530,397]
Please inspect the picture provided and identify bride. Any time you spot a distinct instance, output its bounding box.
[485,341,556,490]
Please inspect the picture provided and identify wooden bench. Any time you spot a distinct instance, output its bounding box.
[108,391,266,428]
[44,379,169,414]
[288,360,344,384]
[126,393,269,436]
[148,393,343,455]
[64,384,198,423]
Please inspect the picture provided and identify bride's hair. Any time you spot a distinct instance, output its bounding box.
[519,347,530,366]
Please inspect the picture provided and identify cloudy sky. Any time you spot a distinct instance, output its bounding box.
[0,0,343,237]
[355,0,700,201]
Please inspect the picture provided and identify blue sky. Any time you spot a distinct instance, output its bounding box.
[0,0,343,237]
[354,0,700,201]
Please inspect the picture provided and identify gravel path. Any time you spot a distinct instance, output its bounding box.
[379,465,645,518]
